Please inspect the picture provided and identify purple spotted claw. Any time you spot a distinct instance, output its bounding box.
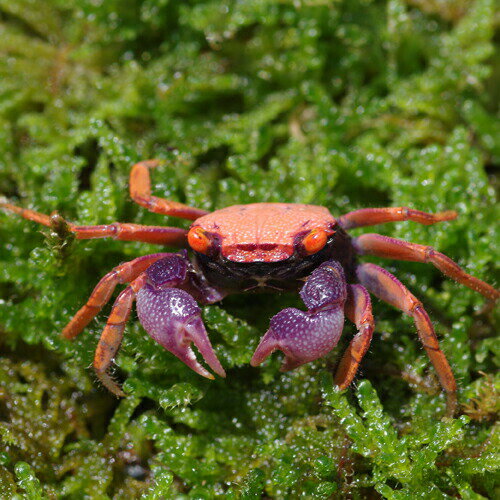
[136,285,226,379]
[135,254,225,379]
[136,285,225,378]
[251,261,347,371]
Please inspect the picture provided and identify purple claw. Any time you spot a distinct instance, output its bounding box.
[251,261,347,371]
[136,285,225,378]
[250,307,345,371]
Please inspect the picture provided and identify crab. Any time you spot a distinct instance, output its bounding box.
[2,160,498,415]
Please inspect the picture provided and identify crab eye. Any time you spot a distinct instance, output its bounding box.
[301,228,329,255]
[187,227,212,255]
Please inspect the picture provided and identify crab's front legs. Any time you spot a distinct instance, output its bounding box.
[135,255,226,379]
[251,261,347,371]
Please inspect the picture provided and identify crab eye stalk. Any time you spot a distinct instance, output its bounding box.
[187,227,213,255]
[301,228,329,255]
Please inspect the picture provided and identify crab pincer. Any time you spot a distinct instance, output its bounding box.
[251,261,347,371]
[135,255,226,379]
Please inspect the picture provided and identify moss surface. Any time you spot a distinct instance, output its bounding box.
[0,0,498,498]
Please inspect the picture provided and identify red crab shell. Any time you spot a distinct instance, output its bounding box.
[191,202,336,263]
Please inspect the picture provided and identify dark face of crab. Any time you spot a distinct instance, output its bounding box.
[251,261,347,370]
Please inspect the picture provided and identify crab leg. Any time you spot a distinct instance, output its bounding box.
[68,223,186,244]
[354,233,499,302]
[94,274,148,397]
[63,253,172,339]
[0,200,187,245]
[356,263,457,416]
[130,160,208,220]
[334,284,375,390]
[338,207,457,230]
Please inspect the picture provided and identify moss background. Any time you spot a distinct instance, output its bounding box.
[0,0,498,498]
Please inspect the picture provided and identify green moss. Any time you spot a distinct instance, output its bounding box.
[0,0,498,497]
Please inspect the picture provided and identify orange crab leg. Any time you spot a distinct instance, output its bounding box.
[129,160,208,220]
[0,200,187,245]
[335,284,375,390]
[338,207,457,230]
[357,263,457,416]
[70,223,187,244]
[93,273,147,397]
[0,202,52,225]
[354,233,499,303]
[62,253,171,339]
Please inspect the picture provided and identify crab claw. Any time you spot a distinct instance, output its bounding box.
[136,285,225,378]
[251,261,347,371]
[250,306,345,371]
